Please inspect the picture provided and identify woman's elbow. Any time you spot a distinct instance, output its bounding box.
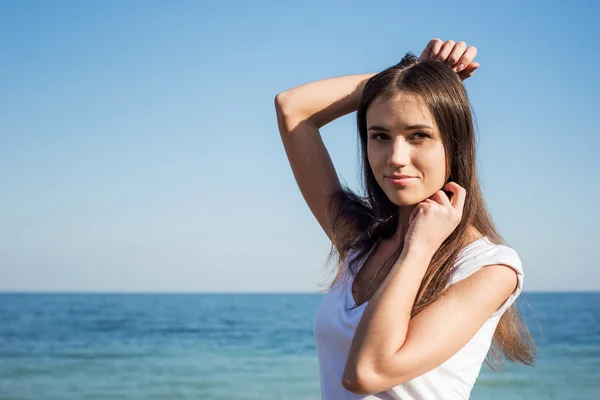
[341,367,383,395]
[342,363,411,395]
[274,92,294,118]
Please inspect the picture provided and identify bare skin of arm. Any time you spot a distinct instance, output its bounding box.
[274,73,375,250]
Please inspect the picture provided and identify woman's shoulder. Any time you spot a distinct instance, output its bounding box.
[451,235,523,286]
[458,235,520,259]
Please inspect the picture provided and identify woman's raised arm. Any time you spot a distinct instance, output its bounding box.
[274,74,374,249]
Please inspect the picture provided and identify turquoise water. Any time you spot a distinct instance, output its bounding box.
[0,293,598,399]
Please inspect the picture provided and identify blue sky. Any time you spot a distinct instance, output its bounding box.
[1,0,598,292]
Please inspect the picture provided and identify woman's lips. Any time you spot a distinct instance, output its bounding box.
[385,176,418,186]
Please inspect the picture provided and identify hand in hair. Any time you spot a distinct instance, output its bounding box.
[419,39,479,80]
[404,182,466,257]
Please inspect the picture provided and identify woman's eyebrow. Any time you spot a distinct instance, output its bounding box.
[367,125,389,132]
[405,124,434,130]
[367,124,433,131]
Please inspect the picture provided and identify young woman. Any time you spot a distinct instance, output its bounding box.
[274,39,535,399]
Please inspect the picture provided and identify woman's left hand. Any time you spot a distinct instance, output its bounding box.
[403,182,466,257]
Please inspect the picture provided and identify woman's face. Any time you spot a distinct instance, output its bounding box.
[366,92,447,207]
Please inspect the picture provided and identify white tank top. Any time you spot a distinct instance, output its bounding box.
[313,236,524,400]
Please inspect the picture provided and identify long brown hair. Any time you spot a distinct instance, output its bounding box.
[324,53,535,369]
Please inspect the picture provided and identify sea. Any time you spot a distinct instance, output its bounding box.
[0,292,598,400]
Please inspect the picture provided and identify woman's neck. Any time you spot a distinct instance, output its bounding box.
[389,205,416,245]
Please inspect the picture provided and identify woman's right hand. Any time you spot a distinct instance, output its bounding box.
[419,39,479,80]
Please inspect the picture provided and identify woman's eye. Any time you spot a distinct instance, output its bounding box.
[370,133,389,140]
[411,132,430,140]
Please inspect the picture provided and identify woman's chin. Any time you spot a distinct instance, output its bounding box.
[388,194,421,207]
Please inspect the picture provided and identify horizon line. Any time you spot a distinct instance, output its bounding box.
[0,289,598,295]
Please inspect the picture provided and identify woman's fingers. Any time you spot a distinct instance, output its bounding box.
[419,38,443,61]
[448,41,467,70]
[429,190,452,207]
[436,40,455,62]
[455,46,478,73]
[443,182,466,213]
[418,40,432,60]
[458,62,480,80]
[419,39,479,79]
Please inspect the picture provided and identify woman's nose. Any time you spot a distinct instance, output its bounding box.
[388,140,411,167]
